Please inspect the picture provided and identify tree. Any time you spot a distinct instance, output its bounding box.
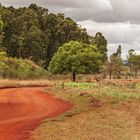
[128,49,135,56]
[90,32,108,63]
[127,50,140,78]
[22,25,47,65]
[106,61,113,79]
[48,41,102,81]
[0,15,3,30]
[107,45,123,79]
[117,45,121,58]
[0,15,4,51]
[127,49,135,73]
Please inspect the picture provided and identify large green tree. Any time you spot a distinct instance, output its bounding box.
[48,41,102,81]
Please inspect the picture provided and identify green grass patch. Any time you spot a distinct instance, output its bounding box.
[136,83,140,89]
[64,82,96,89]
[62,81,140,102]
[89,85,140,103]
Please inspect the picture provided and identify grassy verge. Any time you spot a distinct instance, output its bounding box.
[32,81,140,140]
[0,79,54,88]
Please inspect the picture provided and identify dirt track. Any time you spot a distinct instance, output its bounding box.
[0,88,72,140]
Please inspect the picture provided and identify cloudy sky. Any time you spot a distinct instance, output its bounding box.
[1,0,140,58]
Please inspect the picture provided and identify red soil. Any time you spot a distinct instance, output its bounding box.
[0,88,72,140]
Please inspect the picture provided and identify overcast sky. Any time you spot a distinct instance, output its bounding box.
[1,0,140,58]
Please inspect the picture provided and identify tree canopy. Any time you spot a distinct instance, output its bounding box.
[48,41,102,81]
[0,4,90,67]
[90,32,108,63]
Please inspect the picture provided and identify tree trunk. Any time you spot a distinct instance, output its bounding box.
[109,70,112,79]
[72,73,76,82]
[135,71,138,78]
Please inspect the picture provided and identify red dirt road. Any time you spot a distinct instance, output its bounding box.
[0,88,72,140]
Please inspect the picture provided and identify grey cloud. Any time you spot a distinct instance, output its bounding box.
[46,0,140,24]
[2,0,140,23]
[38,0,140,24]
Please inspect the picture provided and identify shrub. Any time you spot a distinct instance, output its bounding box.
[0,52,47,79]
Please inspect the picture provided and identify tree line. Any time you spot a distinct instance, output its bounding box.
[105,46,140,79]
[0,4,107,68]
[0,4,139,81]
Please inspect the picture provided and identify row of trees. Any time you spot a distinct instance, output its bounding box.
[48,41,140,81]
[0,4,107,68]
[106,46,140,79]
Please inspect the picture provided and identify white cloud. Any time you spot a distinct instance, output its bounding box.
[78,20,140,43]
[78,20,140,57]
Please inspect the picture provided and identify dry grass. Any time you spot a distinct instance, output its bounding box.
[33,102,140,140]
[32,80,140,140]
[0,79,54,88]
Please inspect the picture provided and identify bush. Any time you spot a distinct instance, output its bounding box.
[0,52,47,79]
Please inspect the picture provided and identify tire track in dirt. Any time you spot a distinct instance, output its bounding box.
[0,88,72,140]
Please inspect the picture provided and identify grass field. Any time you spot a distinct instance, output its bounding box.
[31,80,140,140]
